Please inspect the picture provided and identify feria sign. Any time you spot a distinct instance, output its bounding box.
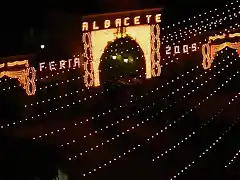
[38,58,81,72]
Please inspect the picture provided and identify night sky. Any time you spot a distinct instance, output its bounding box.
[0,0,228,56]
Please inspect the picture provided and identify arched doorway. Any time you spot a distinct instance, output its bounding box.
[99,35,146,89]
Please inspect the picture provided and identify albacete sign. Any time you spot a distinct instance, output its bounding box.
[82,11,161,32]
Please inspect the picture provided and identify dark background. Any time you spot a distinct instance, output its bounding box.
[0,0,227,57]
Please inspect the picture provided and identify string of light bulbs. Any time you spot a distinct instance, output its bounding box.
[77,70,240,177]
[67,90,240,160]
[24,70,145,108]
[166,21,240,44]
[31,52,236,140]
[162,1,239,41]
[31,64,203,140]
[65,57,237,160]
[20,59,202,131]
[161,1,238,32]
[224,149,240,168]
[169,118,239,180]
[152,92,240,162]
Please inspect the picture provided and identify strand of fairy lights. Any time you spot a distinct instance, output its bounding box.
[67,89,240,161]
[32,52,236,140]
[77,70,240,177]
[169,118,239,180]
[224,149,240,168]
[23,68,177,109]
[161,1,239,32]
[31,64,203,139]
[24,72,145,108]
[161,23,239,63]
[65,58,237,160]
[61,55,231,152]
[17,59,202,132]
[61,55,235,148]
[164,15,240,43]
[167,22,240,44]
[31,65,197,139]
[29,63,202,138]
[33,48,237,139]
[162,1,239,41]
[152,93,240,162]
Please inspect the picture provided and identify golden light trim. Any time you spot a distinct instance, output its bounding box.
[0,60,36,96]
[150,24,161,77]
[229,33,240,38]
[82,32,94,87]
[7,60,29,67]
[208,34,226,41]
[0,63,4,69]
[91,28,117,87]
[202,43,211,69]
[202,41,240,69]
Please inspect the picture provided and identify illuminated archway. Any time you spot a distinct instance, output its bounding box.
[99,35,146,86]
[202,33,240,69]
[81,9,162,87]
[0,60,36,96]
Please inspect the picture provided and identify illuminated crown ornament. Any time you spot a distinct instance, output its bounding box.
[114,26,127,38]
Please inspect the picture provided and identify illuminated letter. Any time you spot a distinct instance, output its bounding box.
[166,46,171,55]
[68,59,72,68]
[134,16,140,25]
[155,14,161,23]
[93,21,99,30]
[82,22,88,31]
[73,58,80,68]
[124,17,130,26]
[49,61,56,71]
[115,18,121,27]
[183,45,189,53]
[59,60,67,69]
[104,20,111,28]
[39,62,45,71]
[191,43,197,51]
[146,15,152,23]
[174,46,180,54]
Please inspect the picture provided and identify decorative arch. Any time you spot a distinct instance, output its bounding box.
[202,33,240,69]
[99,35,146,86]
[82,24,161,87]
[0,60,36,96]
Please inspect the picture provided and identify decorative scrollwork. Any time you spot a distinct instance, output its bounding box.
[82,32,94,87]
[150,24,161,77]
[25,67,36,96]
[202,43,211,70]
[83,61,94,87]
